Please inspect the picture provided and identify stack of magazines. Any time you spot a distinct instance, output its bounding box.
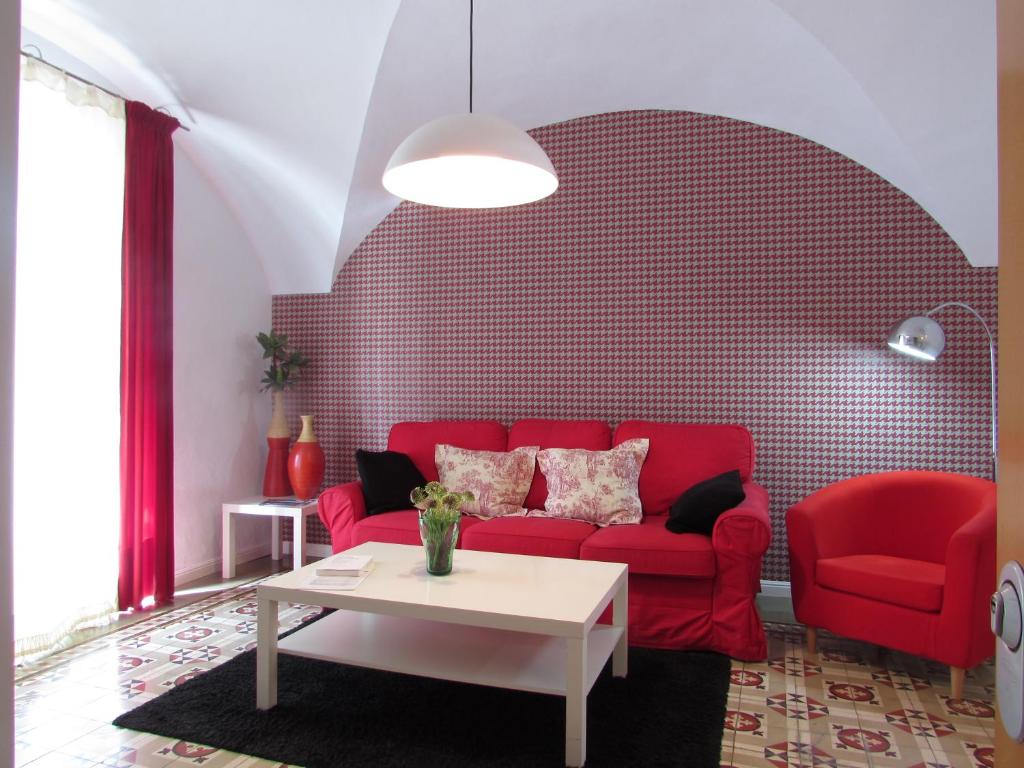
[304,553,373,590]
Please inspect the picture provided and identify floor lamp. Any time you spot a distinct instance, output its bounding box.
[887,301,998,481]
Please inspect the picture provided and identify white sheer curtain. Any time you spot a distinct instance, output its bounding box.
[14,56,125,661]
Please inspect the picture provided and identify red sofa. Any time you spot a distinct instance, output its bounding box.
[318,419,772,660]
[787,471,996,697]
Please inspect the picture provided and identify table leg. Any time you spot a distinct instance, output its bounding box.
[566,635,587,767]
[613,576,628,677]
[256,594,278,709]
[221,510,236,579]
[293,512,305,571]
[271,516,281,561]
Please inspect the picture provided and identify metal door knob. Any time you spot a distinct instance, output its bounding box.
[993,581,1023,651]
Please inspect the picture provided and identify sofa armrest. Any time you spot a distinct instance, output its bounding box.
[710,481,770,660]
[317,481,367,552]
[712,481,771,558]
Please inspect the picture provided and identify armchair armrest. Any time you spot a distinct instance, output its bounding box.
[785,476,880,561]
[317,481,367,552]
[785,478,876,611]
[712,481,771,558]
[937,494,996,666]
[945,498,996,579]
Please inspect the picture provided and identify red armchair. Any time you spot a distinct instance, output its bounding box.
[787,471,995,698]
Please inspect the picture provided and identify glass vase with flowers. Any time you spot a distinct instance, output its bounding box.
[411,482,474,576]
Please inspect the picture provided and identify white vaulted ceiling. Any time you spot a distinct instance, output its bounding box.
[22,0,997,294]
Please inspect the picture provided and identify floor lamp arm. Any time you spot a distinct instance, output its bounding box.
[925,301,998,481]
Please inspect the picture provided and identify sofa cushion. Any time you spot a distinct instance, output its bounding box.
[666,470,746,535]
[508,420,612,509]
[580,515,716,578]
[534,439,649,526]
[352,510,482,548]
[816,554,945,613]
[435,444,538,519]
[355,449,427,516]
[387,421,507,482]
[613,421,755,516]
[460,517,597,559]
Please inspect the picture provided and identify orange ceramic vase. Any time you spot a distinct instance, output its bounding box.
[288,415,325,500]
[262,391,292,497]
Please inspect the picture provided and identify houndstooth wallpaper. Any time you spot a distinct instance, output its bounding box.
[273,110,997,581]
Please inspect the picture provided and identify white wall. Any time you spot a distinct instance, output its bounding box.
[0,2,19,763]
[173,150,271,584]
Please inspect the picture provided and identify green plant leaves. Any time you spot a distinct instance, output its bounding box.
[256,329,311,392]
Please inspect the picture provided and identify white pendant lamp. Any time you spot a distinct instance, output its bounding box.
[382,0,558,208]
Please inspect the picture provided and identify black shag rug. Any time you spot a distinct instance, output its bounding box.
[114,618,731,768]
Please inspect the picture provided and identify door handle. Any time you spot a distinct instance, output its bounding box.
[993,581,1022,651]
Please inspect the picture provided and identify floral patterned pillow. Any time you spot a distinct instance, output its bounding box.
[435,444,539,519]
[533,439,650,526]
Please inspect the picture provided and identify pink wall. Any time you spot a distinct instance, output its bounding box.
[273,110,997,581]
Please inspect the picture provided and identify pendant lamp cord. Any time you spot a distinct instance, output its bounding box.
[469,0,474,113]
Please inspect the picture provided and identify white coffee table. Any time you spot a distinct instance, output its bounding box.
[221,497,318,578]
[256,541,628,767]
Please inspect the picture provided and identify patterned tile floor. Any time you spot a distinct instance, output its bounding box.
[14,580,996,768]
[726,626,996,768]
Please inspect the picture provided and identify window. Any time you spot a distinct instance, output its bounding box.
[14,56,125,661]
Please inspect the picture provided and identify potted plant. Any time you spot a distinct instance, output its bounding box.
[411,482,474,575]
[257,331,310,497]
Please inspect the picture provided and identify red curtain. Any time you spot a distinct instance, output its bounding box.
[119,101,179,611]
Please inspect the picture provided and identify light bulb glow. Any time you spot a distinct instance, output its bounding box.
[887,339,938,361]
[383,154,558,208]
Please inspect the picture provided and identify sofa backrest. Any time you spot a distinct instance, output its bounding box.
[387,420,508,481]
[508,419,612,510]
[613,421,756,516]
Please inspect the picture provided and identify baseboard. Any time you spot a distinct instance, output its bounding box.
[174,543,270,587]
[759,579,791,598]
[281,542,333,559]
[757,579,795,623]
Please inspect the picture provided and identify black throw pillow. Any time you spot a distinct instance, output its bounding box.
[355,449,427,516]
[665,469,745,535]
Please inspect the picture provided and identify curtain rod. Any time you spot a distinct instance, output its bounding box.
[20,46,191,132]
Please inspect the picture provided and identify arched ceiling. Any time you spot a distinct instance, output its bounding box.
[22,0,996,294]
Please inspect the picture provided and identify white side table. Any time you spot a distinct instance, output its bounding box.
[222,497,319,578]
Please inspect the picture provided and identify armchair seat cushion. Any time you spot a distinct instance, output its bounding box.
[460,517,596,559]
[816,554,945,613]
[352,510,483,547]
[580,515,716,578]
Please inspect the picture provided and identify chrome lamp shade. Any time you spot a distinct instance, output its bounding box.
[887,316,947,362]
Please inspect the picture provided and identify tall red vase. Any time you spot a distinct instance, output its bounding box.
[288,415,325,500]
[263,391,292,497]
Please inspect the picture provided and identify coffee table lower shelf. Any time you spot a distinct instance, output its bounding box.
[277,609,624,696]
[255,544,628,766]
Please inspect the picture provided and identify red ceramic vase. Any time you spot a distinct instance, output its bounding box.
[262,392,292,497]
[263,436,292,497]
[288,415,325,500]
